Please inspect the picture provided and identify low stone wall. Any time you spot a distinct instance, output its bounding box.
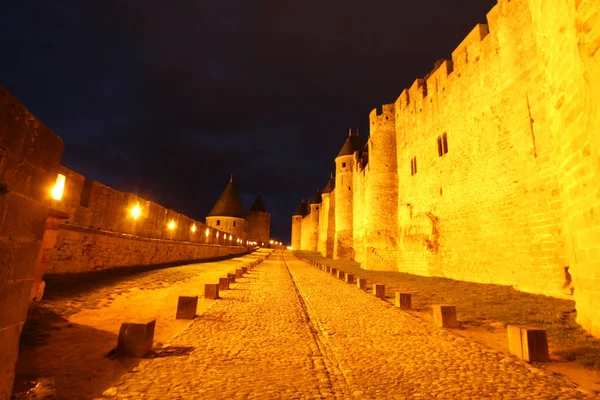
[47,224,247,274]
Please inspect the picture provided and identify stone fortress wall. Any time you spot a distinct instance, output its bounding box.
[295,0,600,338]
[48,166,247,274]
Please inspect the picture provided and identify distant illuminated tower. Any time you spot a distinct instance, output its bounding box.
[206,176,247,242]
[309,189,322,251]
[246,193,270,245]
[291,200,309,250]
[334,129,364,260]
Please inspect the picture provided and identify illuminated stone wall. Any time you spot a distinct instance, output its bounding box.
[300,213,311,251]
[291,215,302,250]
[47,167,247,274]
[308,203,319,251]
[0,85,63,398]
[317,192,335,257]
[525,0,600,337]
[296,0,600,337]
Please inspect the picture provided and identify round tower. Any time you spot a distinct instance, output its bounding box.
[309,189,322,252]
[334,130,364,260]
[206,176,247,244]
[318,175,336,257]
[246,193,270,246]
[291,200,308,250]
[365,104,398,270]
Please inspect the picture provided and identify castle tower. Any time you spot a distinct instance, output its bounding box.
[246,193,270,246]
[206,176,247,244]
[318,176,336,257]
[308,189,322,252]
[334,130,364,260]
[364,104,399,270]
[291,200,309,250]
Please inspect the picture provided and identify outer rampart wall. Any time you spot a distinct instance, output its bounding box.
[47,167,246,274]
[393,0,570,298]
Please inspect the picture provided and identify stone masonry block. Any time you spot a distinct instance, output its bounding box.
[117,319,156,357]
[507,325,549,362]
[0,279,33,328]
[204,284,219,300]
[241,266,248,274]
[433,305,458,328]
[345,274,355,284]
[0,323,23,400]
[219,277,230,291]
[235,269,244,278]
[373,284,386,299]
[357,278,367,290]
[395,292,412,310]
[336,270,345,280]
[227,273,236,283]
[176,296,198,320]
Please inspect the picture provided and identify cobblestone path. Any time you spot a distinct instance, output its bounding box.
[107,251,592,399]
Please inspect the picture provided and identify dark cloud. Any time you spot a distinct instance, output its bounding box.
[1,0,497,242]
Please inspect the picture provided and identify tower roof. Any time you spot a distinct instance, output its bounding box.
[293,200,310,217]
[250,193,267,212]
[312,189,322,204]
[336,130,365,158]
[207,177,245,218]
[322,176,336,194]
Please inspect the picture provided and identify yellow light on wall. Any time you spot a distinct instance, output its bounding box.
[51,174,66,201]
[216,232,219,239]
[205,227,210,237]
[229,234,232,241]
[168,220,176,230]
[191,224,197,233]
[131,202,141,220]
[270,240,274,244]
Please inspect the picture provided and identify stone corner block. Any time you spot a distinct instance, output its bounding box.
[117,319,156,357]
[204,283,220,300]
[507,325,549,362]
[433,304,457,328]
[176,296,198,320]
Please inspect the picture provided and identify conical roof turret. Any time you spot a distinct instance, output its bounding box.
[322,175,336,194]
[207,177,245,218]
[293,200,310,217]
[312,189,322,204]
[336,129,365,158]
[250,193,267,212]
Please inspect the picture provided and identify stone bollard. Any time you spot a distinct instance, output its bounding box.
[326,266,331,273]
[373,284,386,299]
[337,270,345,280]
[236,269,244,278]
[395,292,412,310]
[219,277,230,291]
[433,305,458,328]
[241,266,248,274]
[357,278,367,290]
[176,296,198,319]
[331,267,338,276]
[507,325,549,362]
[227,273,236,283]
[117,319,156,357]
[345,274,355,284]
[204,284,220,300]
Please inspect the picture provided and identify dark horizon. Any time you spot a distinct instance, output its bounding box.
[1,0,498,243]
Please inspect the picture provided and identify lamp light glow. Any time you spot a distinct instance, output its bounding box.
[168,220,176,230]
[131,202,141,220]
[51,174,66,201]
[191,224,197,233]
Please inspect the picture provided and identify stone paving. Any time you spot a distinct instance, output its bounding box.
[105,251,593,399]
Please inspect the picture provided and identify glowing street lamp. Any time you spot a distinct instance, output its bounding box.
[168,220,176,230]
[216,232,219,239]
[270,240,274,245]
[131,202,141,220]
[191,223,197,233]
[51,174,66,201]
[205,227,210,237]
[229,234,232,241]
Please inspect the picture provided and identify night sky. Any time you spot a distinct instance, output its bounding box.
[1,0,497,243]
